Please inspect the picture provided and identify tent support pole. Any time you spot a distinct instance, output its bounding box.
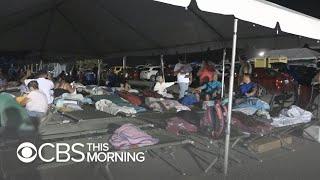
[31,64,34,73]
[221,48,227,98]
[160,55,165,81]
[224,18,238,176]
[97,59,101,85]
[122,56,127,78]
[40,60,43,71]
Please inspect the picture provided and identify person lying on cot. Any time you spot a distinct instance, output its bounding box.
[119,80,132,92]
[239,73,257,97]
[194,73,222,101]
[153,76,175,98]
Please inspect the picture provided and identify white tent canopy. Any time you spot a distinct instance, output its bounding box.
[263,48,320,60]
[155,0,320,40]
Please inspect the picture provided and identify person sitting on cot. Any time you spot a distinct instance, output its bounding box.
[25,81,48,119]
[54,74,76,97]
[194,73,222,101]
[153,76,175,98]
[239,73,257,97]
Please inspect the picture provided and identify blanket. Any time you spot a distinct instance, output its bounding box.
[95,99,136,115]
[109,123,159,150]
[271,105,312,127]
[233,97,270,115]
[92,94,146,113]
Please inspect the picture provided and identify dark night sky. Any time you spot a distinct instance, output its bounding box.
[267,1,320,18]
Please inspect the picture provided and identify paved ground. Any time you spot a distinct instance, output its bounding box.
[26,136,320,180]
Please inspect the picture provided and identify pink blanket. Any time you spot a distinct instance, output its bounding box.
[109,123,159,150]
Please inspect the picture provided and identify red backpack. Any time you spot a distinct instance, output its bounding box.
[200,100,227,139]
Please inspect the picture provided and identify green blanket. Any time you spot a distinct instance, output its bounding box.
[0,93,32,130]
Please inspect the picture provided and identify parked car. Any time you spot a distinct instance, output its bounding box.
[252,68,295,95]
[286,64,317,85]
[135,64,151,70]
[140,66,161,81]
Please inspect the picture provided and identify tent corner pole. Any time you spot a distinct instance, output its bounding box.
[160,55,165,81]
[221,48,227,98]
[97,59,102,86]
[224,18,238,176]
[122,56,127,79]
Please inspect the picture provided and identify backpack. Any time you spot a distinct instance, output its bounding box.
[179,94,199,106]
[200,100,227,139]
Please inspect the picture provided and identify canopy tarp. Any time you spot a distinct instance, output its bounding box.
[0,0,317,59]
[156,0,320,40]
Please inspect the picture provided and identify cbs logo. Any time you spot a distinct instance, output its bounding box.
[16,142,37,163]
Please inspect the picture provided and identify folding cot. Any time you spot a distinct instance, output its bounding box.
[0,106,194,180]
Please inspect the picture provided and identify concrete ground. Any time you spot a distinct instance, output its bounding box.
[25,136,320,180]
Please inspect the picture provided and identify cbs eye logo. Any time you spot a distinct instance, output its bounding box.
[16,142,37,163]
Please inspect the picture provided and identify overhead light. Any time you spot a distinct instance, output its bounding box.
[258,51,265,57]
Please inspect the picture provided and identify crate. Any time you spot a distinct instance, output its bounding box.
[249,136,292,153]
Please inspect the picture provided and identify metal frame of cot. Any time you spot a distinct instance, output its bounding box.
[0,111,194,180]
[231,115,320,163]
[135,111,248,174]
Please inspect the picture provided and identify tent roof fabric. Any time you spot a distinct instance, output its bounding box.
[0,0,318,58]
[264,48,320,60]
[156,0,320,40]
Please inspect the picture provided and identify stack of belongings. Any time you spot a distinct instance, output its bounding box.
[232,111,273,136]
[233,97,271,119]
[55,93,93,112]
[166,111,200,135]
[271,105,312,127]
[109,123,159,150]
[145,97,190,112]
[231,97,272,136]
